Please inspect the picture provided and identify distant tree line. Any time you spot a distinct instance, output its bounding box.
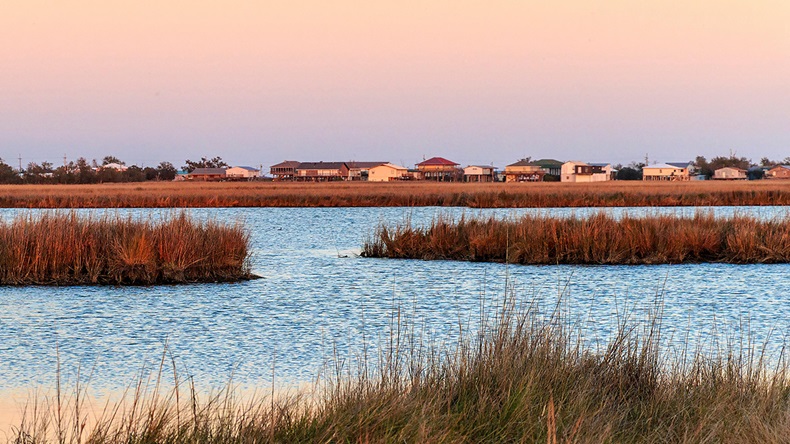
[0,155,229,184]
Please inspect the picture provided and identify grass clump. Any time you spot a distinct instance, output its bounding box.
[0,212,254,285]
[12,292,790,443]
[362,212,790,265]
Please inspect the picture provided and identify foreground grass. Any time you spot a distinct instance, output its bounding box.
[363,212,790,265]
[0,213,253,285]
[12,293,790,443]
[2,180,790,208]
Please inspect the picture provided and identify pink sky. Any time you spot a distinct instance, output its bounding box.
[1,0,788,169]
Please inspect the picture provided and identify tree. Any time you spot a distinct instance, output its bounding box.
[122,165,146,182]
[694,156,713,179]
[75,157,97,184]
[614,161,644,180]
[616,167,642,180]
[0,158,19,184]
[708,155,750,171]
[182,156,227,172]
[23,161,54,184]
[102,155,125,166]
[156,161,177,181]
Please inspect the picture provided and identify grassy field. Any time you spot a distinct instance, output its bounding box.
[363,212,790,265]
[0,213,253,285]
[2,180,790,208]
[12,294,790,443]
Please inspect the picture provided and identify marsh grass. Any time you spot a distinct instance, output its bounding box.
[11,289,790,443]
[0,213,253,285]
[1,181,790,208]
[363,212,790,265]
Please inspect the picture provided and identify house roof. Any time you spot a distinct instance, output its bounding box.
[769,165,790,170]
[715,166,747,172]
[189,168,226,175]
[465,165,497,170]
[230,166,260,171]
[589,162,611,167]
[417,157,459,166]
[666,162,692,168]
[270,160,300,169]
[347,161,388,169]
[297,161,348,170]
[532,159,563,167]
[373,163,408,170]
[643,163,685,170]
[507,159,538,167]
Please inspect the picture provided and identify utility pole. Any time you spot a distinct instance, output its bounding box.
[644,153,649,166]
[63,154,67,168]
[17,154,21,172]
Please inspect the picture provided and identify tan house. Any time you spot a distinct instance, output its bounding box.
[296,161,349,181]
[347,161,387,181]
[642,163,691,181]
[766,165,790,179]
[464,165,497,182]
[713,167,747,180]
[187,167,226,181]
[504,160,544,182]
[416,157,462,181]
[270,160,300,181]
[368,163,408,182]
[561,161,613,182]
[226,166,260,179]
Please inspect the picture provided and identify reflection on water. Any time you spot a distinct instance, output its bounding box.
[0,206,788,393]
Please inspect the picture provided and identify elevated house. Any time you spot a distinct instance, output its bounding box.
[187,167,226,181]
[270,160,300,181]
[766,165,790,179]
[713,167,747,180]
[368,163,409,182]
[504,160,544,182]
[416,157,462,181]
[226,166,260,179]
[347,161,387,181]
[532,159,563,177]
[464,165,497,182]
[295,161,349,181]
[561,161,613,182]
[642,163,691,181]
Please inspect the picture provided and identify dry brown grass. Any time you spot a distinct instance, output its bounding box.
[2,180,790,208]
[363,212,790,264]
[0,213,253,285]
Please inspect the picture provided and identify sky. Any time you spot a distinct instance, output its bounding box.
[1,0,789,170]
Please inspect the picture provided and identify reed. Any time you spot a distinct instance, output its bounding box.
[0,213,253,285]
[362,212,790,265]
[12,291,790,443]
[1,180,790,208]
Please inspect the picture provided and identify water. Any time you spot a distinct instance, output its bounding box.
[0,206,789,394]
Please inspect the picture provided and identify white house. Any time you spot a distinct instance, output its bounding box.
[226,166,260,179]
[561,161,613,182]
[368,163,408,182]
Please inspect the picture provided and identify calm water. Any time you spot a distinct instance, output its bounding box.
[0,206,789,394]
